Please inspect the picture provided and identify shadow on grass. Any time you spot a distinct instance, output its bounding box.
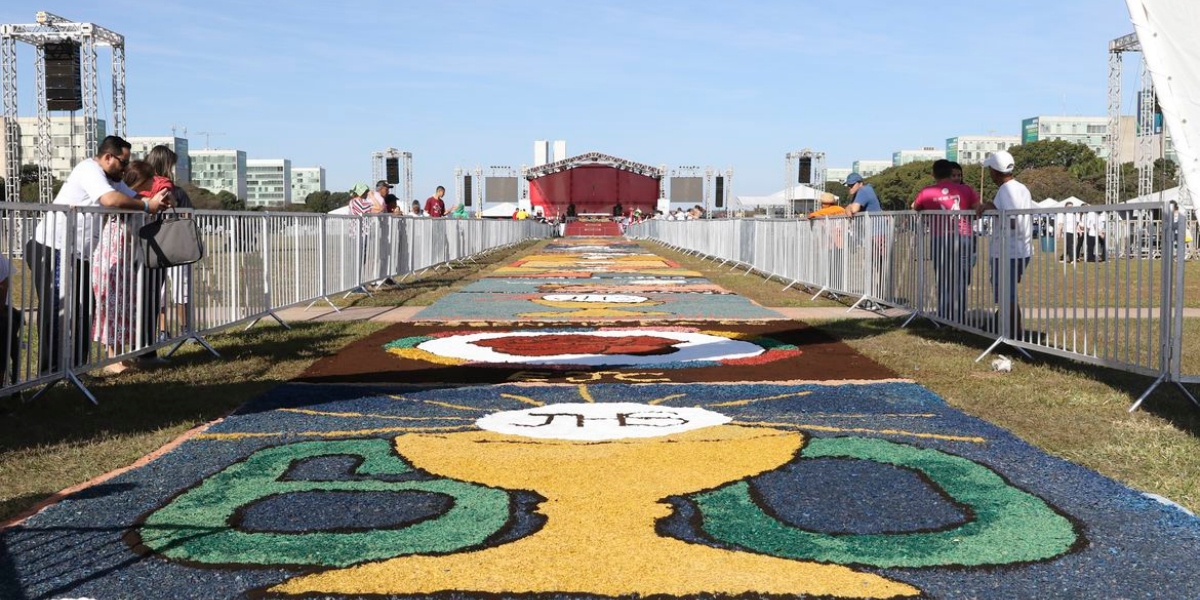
[0,320,384,456]
[812,316,1200,437]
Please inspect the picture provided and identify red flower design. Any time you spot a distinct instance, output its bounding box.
[475,334,681,357]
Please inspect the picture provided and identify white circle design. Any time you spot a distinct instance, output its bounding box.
[541,294,648,304]
[477,402,732,441]
[416,330,765,366]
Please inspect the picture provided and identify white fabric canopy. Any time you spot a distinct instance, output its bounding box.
[327,205,351,215]
[736,184,830,207]
[479,202,518,218]
[1127,0,1200,204]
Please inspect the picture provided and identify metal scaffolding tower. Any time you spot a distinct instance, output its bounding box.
[1107,33,1161,205]
[1,11,125,202]
[371,148,413,201]
[785,149,826,218]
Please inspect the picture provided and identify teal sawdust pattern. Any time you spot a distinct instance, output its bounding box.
[138,439,513,567]
[691,436,1078,568]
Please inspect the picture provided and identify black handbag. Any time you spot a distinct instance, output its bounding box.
[139,209,205,268]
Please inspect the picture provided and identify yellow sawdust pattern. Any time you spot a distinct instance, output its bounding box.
[195,425,474,441]
[704,391,813,408]
[499,393,545,407]
[735,420,987,444]
[647,393,688,406]
[278,408,475,422]
[386,348,466,366]
[576,385,596,403]
[271,426,918,598]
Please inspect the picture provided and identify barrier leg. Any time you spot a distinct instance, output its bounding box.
[1128,374,1166,412]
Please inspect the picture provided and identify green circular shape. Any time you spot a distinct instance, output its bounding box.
[140,439,513,567]
[384,335,435,351]
[691,437,1079,568]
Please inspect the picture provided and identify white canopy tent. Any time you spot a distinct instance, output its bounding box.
[735,184,832,209]
[1127,0,1200,205]
[479,202,518,218]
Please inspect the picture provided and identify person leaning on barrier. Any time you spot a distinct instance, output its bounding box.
[912,159,980,322]
[425,186,447,218]
[808,192,847,219]
[26,135,172,375]
[974,150,1034,337]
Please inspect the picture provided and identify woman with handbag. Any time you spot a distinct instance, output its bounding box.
[92,161,159,373]
[145,145,193,351]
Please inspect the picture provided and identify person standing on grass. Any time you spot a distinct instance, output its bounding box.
[975,150,1034,337]
[913,159,980,322]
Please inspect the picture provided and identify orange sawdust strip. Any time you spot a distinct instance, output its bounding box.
[269,426,919,598]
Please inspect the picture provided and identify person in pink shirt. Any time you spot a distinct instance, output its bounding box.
[913,159,980,322]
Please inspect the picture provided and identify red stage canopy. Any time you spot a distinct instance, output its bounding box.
[527,152,661,217]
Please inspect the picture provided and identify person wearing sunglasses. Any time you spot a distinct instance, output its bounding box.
[25,135,174,375]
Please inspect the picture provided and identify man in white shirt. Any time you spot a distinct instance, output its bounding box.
[0,252,17,386]
[25,135,172,373]
[975,150,1034,337]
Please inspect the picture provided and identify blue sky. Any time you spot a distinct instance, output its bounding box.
[3,1,1138,202]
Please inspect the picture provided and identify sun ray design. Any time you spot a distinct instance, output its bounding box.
[733,420,987,444]
[499,393,546,407]
[577,384,596,403]
[195,425,476,441]
[704,391,813,408]
[647,393,689,406]
[278,408,475,422]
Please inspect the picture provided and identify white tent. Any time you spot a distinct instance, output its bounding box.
[327,205,351,215]
[1035,198,1061,208]
[479,202,518,218]
[735,184,831,208]
[1127,1,1200,207]
[1123,186,1183,206]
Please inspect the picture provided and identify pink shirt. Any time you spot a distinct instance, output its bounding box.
[913,181,979,235]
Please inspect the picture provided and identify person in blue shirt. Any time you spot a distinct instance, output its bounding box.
[844,172,890,305]
[845,172,882,214]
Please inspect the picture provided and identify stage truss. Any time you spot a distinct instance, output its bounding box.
[1,11,125,202]
[371,148,412,201]
[1107,33,1170,205]
[785,149,827,218]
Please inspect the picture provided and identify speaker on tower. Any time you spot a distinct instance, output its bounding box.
[385,157,400,184]
[463,176,473,207]
[44,42,82,111]
[798,157,812,184]
[714,176,725,208]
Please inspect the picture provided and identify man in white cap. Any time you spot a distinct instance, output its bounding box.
[975,150,1035,337]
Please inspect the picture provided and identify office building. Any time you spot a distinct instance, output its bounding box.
[291,166,326,204]
[0,116,107,183]
[852,160,893,178]
[126,136,190,183]
[246,158,292,207]
[945,135,1021,165]
[552,140,567,162]
[826,168,852,185]
[893,146,945,166]
[190,149,247,200]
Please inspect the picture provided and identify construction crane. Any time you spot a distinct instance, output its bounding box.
[196,131,225,149]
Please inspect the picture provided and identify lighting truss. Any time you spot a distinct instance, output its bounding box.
[524,151,664,180]
[1106,33,1161,205]
[1,11,125,202]
[371,148,413,200]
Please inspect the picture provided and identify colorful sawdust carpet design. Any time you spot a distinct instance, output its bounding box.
[298,321,893,384]
[413,241,777,322]
[5,382,1200,599]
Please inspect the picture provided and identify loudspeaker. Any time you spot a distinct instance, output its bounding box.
[798,157,812,184]
[714,176,724,208]
[463,176,473,207]
[385,157,400,184]
[44,42,82,111]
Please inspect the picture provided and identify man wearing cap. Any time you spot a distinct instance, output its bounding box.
[845,172,891,303]
[845,173,882,215]
[369,181,393,214]
[975,150,1035,337]
[425,186,447,218]
[913,160,980,322]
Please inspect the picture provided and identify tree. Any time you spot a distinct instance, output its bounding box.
[216,190,244,211]
[1017,166,1103,204]
[824,182,849,204]
[1009,139,1099,171]
[301,190,349,213]
[181,183,223,210]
